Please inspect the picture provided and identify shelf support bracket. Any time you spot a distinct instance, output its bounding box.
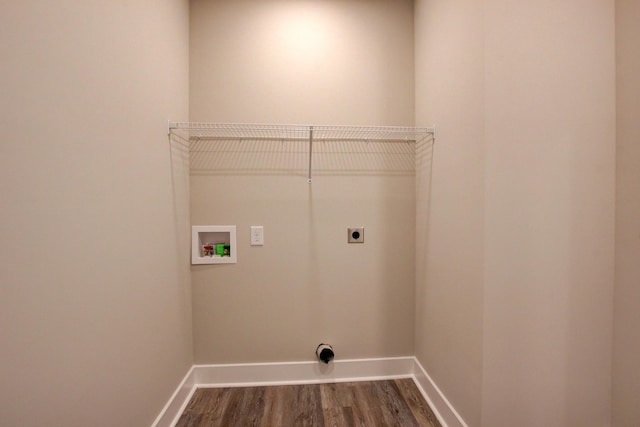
[308,126,314,183]
[167,120,177,136]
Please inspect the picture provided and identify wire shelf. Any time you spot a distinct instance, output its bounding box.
[168,122,435,182]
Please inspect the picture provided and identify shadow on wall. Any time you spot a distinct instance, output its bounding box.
[169,133,192,266]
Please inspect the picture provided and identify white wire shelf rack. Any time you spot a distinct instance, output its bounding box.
[168,122,435,182]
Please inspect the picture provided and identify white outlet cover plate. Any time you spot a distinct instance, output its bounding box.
[250,226,264,246]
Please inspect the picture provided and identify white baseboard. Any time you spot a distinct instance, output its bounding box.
[151,366,196,427]
[412,358,468,427]
[152,356,466,427]
[192,356,415,387]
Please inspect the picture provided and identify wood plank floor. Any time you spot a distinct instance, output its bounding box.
[176,378,442,427]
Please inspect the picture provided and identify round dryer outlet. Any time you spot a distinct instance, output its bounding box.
[348,227,364,243]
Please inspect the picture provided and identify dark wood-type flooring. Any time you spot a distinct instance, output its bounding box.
[176,378,442,427]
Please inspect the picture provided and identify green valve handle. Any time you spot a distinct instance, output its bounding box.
[215,243,225,256]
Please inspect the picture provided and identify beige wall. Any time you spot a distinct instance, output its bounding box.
[613,1,640,426]
[482,1,615,426]
[414,1,485,425]
[0,1,192,426]
[189,0,414,126]
[189,0,417,363]
[415,1,615,426]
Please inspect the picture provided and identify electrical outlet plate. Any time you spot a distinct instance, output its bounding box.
[348,227,364,243]
[250,226,264,246]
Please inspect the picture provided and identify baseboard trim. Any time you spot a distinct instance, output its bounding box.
[412,358,468,427]
[152,356,465,427]
[192,356,415,387]
[151,366,196,427]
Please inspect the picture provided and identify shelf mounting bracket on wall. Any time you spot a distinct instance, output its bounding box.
[308,125,314,183]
